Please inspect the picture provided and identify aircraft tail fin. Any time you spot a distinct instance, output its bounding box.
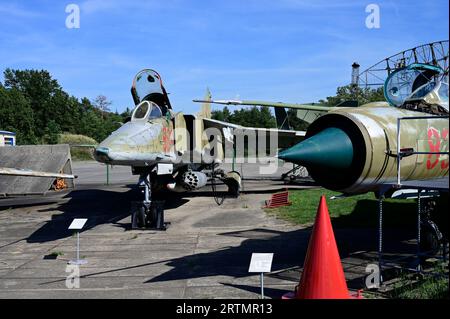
[197,88,212,119]
[274,107,291,130]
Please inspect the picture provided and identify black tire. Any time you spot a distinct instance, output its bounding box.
[148,203,157,228]
[420,223,442,256]
[227,183,240,198]
[137,205,147,228]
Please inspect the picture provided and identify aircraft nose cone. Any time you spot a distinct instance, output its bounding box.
[278,127,354,169]
[94,147,110,162]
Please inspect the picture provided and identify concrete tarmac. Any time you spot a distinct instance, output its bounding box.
[0,161,416,298]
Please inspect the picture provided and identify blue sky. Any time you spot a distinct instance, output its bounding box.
[0,0,448,113]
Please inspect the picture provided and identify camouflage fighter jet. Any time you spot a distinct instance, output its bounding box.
[198,63,448,195]
[93,69,306,226]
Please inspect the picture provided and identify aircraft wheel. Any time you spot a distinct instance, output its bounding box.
[137,205,147,228]
[420,221,442,257]
[148,203,158,228]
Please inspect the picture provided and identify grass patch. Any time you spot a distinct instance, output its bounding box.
[58,133,97,161]
[396,276,449,299]
[265,188,417,228]
[70,147,95,161]
[388,264,449,299]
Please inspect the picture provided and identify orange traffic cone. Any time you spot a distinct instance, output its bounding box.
[283,195,356,299]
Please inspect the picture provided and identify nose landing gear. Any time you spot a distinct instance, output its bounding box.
[131,173,169,230]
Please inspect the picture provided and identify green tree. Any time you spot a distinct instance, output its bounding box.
[94,95,112,119]
[3,69,63,138]
[43,120,61,144]
[1,69,123,145]
[120,107,132,122]
[211,106,232,122]
[319,84,385,106]
[0,85,37,144]
[287,109,309,131]
[213,106,276,128]
[77,98,100,139]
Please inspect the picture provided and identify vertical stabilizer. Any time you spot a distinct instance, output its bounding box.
[197,88,212,119]
[274,107,290,129]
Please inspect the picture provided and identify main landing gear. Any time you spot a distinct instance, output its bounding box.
[420,198,445,259]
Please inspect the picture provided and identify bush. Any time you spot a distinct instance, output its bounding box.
[58,133,97,161]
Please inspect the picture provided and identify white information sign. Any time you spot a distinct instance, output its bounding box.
[248,253,273,273]
[68,218,88,230]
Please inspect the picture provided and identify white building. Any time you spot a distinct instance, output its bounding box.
[0,130,16,146]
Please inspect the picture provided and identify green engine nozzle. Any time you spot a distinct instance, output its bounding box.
[278,127,354,169]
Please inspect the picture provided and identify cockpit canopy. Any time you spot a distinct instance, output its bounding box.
[131,101,163,122]
[131,69,172,115]
[384,63,444,107]
[406,79,449,112]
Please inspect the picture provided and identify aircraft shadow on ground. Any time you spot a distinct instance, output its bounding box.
[26,184,426,294]
[179,181,310,199]
[26,186,139,243]
[24,186,215,243]
[34,195,422,293]
[0,201,60,210]
[145,203,418,291]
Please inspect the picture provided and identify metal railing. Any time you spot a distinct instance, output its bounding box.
[396,115,449,186]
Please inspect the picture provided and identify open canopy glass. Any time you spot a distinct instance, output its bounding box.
[131,69,172,115]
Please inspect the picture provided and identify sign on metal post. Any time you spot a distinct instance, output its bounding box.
[248,253,273,299]
[68,218,88,265]
[68,218,88,230]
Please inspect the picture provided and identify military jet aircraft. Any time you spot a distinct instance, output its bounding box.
[199,59,448,254]
[198,62,448,195]
[93,69,306,226]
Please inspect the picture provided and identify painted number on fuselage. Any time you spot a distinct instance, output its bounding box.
[162,127,174,153]
[427,127,449,170]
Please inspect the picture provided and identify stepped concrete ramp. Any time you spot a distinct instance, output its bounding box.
[0,144,74,196]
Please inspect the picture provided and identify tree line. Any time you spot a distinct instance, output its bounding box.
[1,68,385,145]
[0,69,131,145]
